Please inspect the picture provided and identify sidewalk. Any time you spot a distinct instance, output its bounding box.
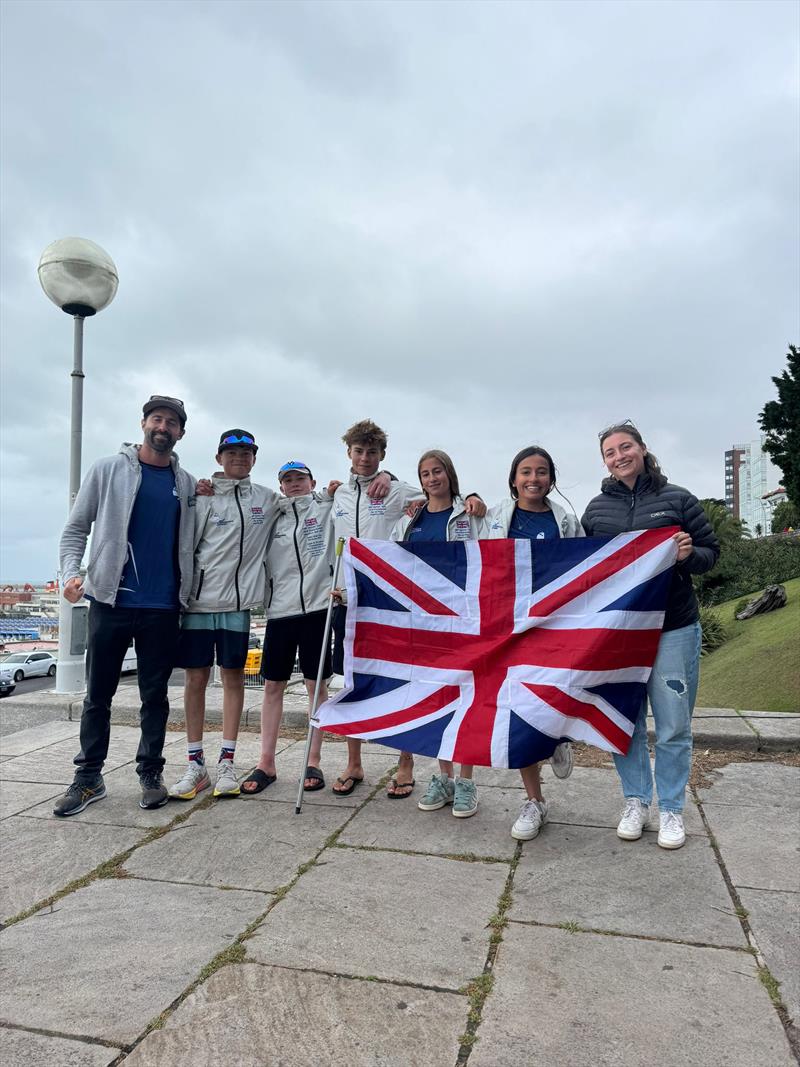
[0,702,798,1065]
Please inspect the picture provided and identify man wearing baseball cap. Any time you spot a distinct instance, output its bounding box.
[55,395,196,817]
[169,429,282,800]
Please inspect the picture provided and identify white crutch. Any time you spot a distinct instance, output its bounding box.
[295,537,345,814]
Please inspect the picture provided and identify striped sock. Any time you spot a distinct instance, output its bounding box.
[188,742,204,764]
[219,740,236,762]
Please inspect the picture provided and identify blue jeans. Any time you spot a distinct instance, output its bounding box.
[613,621,702,813]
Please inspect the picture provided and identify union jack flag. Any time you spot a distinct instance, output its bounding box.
[315,529,678,768]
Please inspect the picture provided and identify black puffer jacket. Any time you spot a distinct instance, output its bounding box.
[581,474,719,632]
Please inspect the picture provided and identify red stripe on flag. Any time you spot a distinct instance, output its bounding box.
[350,540,458,617]
[321,684,461,735]
[523,683,634,754]
[530,527,678,618]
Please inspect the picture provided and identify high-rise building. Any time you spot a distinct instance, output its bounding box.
[724,437,782,534]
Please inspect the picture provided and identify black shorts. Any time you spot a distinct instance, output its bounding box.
[332,604,347,676]
[262,610,333,682]
[176,610,251,670]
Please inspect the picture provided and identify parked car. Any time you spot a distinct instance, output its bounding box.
[248,633,262,649]
[0,664,16,697]
[3,651,57,682]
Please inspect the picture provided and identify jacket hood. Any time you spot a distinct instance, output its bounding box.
[119,442,182,471]
[600,472,656,496]
[210,473,251,495]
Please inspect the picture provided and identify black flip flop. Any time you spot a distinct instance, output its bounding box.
[332,774,363,797]
[303,766,326,792]
[241,769,277,795]
[387,777,416,799]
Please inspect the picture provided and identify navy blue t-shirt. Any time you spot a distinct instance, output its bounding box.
[406,506,453,543]
[509,506,559,542]
[116,462,180,609]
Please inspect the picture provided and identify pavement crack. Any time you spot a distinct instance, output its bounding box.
[505,917,753,953]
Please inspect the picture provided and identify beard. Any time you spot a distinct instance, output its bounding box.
[145,428,176,454]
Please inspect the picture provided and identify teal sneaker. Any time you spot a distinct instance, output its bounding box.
[452,777,478,818]
[417,773,454,811]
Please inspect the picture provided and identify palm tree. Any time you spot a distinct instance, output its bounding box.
[699,499,750,548]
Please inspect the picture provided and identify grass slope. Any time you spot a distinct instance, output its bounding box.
[697,577,800,712]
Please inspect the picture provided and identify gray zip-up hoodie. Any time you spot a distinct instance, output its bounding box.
[186,475,280,613]
[59,444,197,608]
[265,491,335,619]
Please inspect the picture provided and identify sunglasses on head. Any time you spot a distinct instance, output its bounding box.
[597,418,636,440]
[221,434,255,446]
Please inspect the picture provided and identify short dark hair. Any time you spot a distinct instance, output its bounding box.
[508,446,556,500]
[417,449,461,500]
[342,419,388,452]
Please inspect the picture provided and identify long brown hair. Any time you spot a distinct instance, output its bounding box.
[598,421,667,489]
[417,449,460,501]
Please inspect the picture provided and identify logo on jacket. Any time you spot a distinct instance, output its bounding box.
[251,506,264,525]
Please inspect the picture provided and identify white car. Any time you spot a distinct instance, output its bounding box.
[3,651,57,682]
[0,665,15,697]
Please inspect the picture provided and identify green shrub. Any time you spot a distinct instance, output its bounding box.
[694,535,800,606]
[699,605,728,655]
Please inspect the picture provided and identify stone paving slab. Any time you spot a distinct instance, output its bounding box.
[743,713,800,751]
[339,785,521,859]
[0,816,142,923]
[509,823,746,947]
[697,761,800,808]
[546,765,706,835]
[246,847,508,988]
[242,741,397,808]
[0,879,267,1045]
[0,780,65,820]
[0,1028,120,1066]
[739,887,800,1027]
[125,962,468,1067]
[125,796,352,892]
[0,720,80,757]
[470,923,795,1067]
[0,737,138,785]
[702,802,800,892]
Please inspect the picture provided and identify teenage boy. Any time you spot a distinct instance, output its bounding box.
[329,419,486,798]
[55,396,196,816]
[241,461,343,794]
[169,430,279,800]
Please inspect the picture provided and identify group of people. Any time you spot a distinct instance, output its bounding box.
[54,396,719,851]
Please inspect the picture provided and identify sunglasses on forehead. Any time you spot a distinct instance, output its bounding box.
[220,434,255,446]
[597,418,637,439]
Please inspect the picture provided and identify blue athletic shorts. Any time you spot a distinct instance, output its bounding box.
[177,610,250,670]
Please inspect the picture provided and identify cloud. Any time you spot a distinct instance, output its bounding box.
[1,0,797,578]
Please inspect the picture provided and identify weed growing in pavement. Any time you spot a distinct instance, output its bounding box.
[558,920,582,933]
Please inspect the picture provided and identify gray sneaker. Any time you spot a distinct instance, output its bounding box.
[139,771,168,810]
[417,773,455,811]
[452,777,478,818]
[53,777,106,817]
[549,742,574,779]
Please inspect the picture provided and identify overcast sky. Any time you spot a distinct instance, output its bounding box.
[1,0,798,581]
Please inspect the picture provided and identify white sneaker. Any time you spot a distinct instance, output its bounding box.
[169,761,211,801]
[549,742,574,780]
[214,759,241,797]
[511,798,548,840]
[658,810,686,850]
[616,797,650,840]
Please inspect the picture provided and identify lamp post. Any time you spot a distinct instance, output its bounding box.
[38,238,118,693]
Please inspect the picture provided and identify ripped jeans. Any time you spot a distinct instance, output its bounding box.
[613,621,702,813]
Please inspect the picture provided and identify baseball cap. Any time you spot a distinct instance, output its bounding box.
[142,394,187,426]
[278,460,312,480]
[218,429,258,453]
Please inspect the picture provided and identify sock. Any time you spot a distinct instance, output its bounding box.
[219,740,236,763]
[188,742,204,764]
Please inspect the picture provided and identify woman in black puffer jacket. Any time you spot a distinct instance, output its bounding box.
[582,421,719,851]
